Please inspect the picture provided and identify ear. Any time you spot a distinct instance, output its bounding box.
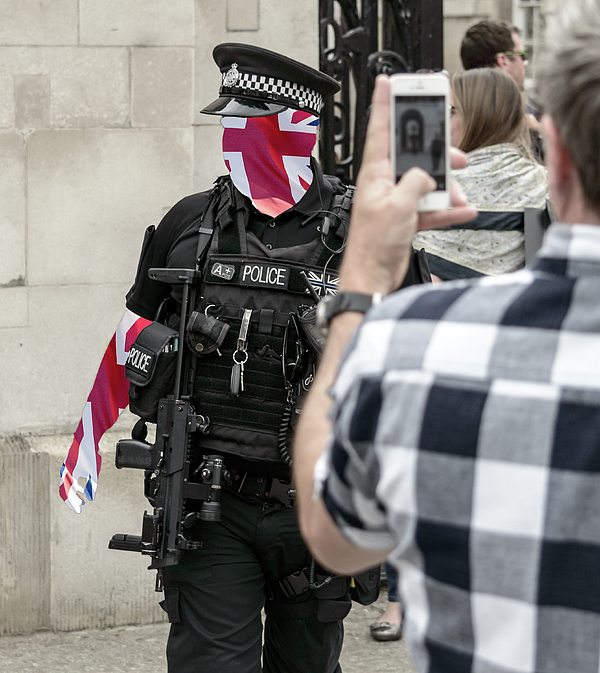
[540,114,587,221]
[541,114,573,185]
[494,54,509,71]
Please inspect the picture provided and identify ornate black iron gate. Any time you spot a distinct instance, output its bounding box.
[319,0,444,183]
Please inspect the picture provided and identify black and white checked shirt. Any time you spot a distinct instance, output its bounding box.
[317,223,600,673]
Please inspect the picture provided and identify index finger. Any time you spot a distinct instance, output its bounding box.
[359,75,392,176]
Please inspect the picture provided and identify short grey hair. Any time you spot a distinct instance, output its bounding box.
[536,0,600,213]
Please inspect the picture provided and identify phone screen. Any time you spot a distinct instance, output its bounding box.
[394,95,446,189]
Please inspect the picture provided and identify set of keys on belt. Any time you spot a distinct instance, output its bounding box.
[230,308,252,396]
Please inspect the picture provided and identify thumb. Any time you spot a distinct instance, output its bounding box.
[394,167,437,206]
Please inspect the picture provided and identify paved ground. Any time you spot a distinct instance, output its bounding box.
[0,589,416,672]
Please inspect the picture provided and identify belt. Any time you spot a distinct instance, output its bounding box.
[226,468,296,508]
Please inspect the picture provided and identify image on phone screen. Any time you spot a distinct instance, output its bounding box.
[394,95,446,189]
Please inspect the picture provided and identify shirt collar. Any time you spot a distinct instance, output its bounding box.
[291,158,334,220]
[533,223,600,276]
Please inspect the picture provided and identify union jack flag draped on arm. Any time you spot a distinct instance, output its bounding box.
[59,310,151,512]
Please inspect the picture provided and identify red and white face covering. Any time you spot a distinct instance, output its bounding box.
[221,108,319,217]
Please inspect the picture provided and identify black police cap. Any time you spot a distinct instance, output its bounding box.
[201,43,340,118]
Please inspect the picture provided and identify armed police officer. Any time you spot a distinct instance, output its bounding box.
[123,44,364,673]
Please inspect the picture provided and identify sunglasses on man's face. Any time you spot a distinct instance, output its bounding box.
[497,50,529,61]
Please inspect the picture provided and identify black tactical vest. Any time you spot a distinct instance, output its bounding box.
[189,177,353,466]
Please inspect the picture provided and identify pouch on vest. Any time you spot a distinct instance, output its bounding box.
[186,311,230,356]
[296,305,325,356]
[126,321,179,422]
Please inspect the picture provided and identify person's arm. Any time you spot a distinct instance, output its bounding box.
[294,74,477,575]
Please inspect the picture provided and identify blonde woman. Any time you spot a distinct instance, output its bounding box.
[414,68,548,279]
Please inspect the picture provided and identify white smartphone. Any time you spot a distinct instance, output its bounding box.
[390,73,450,211]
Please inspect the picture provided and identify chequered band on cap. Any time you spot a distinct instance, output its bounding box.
[220,64,324,116]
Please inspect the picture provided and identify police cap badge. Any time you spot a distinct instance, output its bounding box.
[201,43,340,118]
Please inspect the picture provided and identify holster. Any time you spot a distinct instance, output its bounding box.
[265,570,352,623]
[265,561,380,623]
[350,565,381,605]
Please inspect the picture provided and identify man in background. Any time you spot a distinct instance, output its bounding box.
[461,19,528,92]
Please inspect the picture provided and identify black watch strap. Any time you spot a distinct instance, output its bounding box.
[316,292,382,329]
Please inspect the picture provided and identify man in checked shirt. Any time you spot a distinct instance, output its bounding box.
[294,1,600,672]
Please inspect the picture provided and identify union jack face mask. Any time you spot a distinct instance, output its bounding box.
[221,107,319,218]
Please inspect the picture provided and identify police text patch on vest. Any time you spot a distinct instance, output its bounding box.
[239,262,290,289]
[125,343,155,385]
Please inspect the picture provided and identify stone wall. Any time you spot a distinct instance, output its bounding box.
[0,430,165,634]
[0,0,319,635]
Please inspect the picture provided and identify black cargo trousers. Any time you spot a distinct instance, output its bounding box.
[161,480,347,673]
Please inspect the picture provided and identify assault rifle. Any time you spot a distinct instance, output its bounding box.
[109,267,226,591]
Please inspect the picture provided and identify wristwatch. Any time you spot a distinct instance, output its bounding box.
[315,292,382,332]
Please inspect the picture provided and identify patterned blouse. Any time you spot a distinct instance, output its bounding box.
[414,143,549,276]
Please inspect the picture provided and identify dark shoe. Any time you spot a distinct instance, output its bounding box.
[369,621,402,641]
